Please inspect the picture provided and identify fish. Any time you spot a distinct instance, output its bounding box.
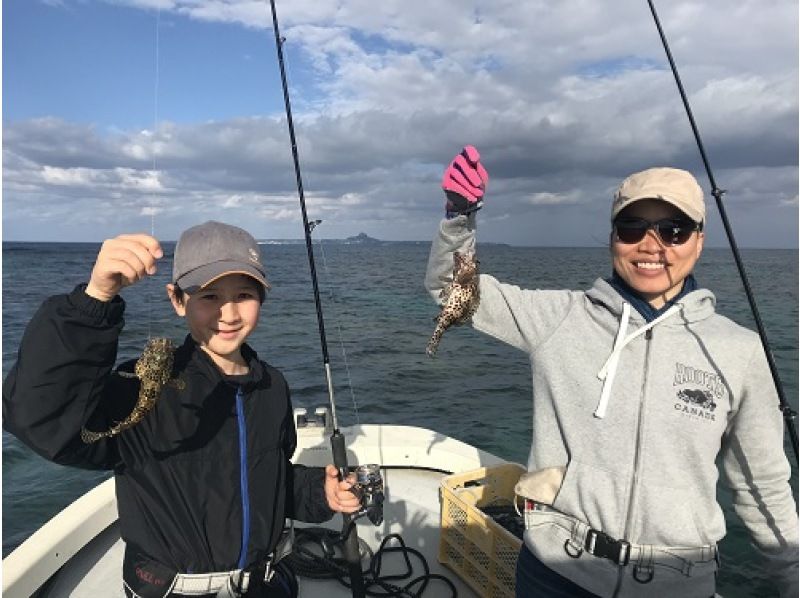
[81,337,184,443]
[426,250,480,357]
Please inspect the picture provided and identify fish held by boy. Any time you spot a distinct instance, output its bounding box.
[81,337,183,443]
[426,250,480,356]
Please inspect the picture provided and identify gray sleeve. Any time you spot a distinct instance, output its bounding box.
[424,214,477,303]
[719,342,799,597]
[424,215,574,353]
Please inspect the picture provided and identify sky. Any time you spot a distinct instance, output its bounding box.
[2,0,798,247]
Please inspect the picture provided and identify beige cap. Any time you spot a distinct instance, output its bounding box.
[611,167,705,223]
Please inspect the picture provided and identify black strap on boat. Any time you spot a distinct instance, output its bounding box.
[266,2,368,596]
[646,0,799,464]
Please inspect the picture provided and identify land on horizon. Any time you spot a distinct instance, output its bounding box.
[2,231,796,250]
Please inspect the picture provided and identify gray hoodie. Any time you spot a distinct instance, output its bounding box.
[425,215,798,598]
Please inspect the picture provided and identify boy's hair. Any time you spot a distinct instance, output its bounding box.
[172,221,270,294]
[171,282,266,305]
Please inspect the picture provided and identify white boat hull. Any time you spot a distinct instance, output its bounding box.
[3,422,509,597]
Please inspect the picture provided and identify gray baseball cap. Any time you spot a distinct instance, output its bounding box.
[172,221,269,293]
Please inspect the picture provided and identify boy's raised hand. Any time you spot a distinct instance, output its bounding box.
[85,234,163,302]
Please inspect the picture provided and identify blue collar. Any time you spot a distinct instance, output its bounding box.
[605,271,698,323]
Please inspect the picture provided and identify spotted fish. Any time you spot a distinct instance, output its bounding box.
[426,250,480,357]
[81,337,183,443]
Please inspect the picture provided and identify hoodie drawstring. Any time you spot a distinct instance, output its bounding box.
[594,303,681,419]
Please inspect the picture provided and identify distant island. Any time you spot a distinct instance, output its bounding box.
[258,232,421,246]
[257,232,507,246]
[341,232,381,244]
[3,233,509,247]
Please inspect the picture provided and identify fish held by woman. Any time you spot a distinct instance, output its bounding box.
[81,337,183,443]
[426,250,480,356]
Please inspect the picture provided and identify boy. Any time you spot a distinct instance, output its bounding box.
[3,220,360,598]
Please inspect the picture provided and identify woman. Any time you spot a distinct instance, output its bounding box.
[425,147,798,597]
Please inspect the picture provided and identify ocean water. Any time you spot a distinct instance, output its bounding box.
[2,241,797,597]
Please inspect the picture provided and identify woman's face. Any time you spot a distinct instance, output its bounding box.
[611,199,704,308]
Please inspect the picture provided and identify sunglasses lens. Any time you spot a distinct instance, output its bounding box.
[615,219,697,245]
[614,220,647,244]
[656,222,693,245]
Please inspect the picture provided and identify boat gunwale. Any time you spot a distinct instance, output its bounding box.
[2,423,508,597]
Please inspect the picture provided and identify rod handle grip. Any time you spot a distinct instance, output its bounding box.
[331,431,349,480]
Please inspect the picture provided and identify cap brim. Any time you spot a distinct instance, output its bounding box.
[176,261,270,294]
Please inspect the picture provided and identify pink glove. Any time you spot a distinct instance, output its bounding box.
[442,145,489,218]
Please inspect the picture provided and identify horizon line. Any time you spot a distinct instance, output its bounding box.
[2,239,797,251]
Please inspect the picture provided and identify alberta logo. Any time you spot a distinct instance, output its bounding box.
[673,362,724,422]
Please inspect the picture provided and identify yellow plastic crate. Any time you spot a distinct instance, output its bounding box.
[438,463,526,598]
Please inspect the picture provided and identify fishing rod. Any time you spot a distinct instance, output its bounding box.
[647,0,799,464]
[266,1,368,596]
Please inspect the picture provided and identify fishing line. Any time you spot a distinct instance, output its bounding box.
[145,7,162,342]
[316,232,362,426]
[265,1,368,595]
[646,0,798,463]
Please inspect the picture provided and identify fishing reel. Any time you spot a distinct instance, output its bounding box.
[325,464,384,552]
[350,464,384,526]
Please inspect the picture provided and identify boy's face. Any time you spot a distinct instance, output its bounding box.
[167,274,262,373]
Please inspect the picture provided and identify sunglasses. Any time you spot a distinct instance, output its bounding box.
[613,217,703,246]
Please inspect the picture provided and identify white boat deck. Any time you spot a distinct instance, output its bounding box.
[4,421,510,597]
[38,468,476,597]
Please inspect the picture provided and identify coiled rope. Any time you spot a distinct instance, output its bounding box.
[286,528,458,597]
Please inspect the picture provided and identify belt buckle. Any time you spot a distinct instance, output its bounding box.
[237,560,268,594]
[235,568,249,594]
[252,556,274,587]
[616,539,631,566]
[585,529,631,566]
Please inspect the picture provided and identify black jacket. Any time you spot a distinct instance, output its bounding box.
[3,285,334,573]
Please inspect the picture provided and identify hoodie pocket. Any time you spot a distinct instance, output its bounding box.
[551,458,629,534]
[635,481,720,546]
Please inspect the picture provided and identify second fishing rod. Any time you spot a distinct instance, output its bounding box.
[647,0,799,464]
[267,1,371,597]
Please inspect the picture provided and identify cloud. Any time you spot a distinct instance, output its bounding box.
[3,0,797,246]
[525,191,583,206]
